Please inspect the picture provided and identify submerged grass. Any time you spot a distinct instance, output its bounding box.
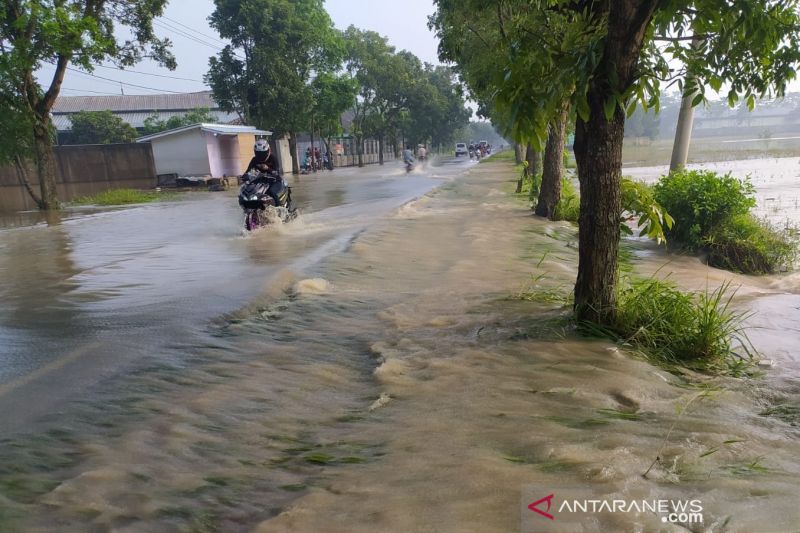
[584,278,757,375]
[71,188,173,206]
[513,272,756,375]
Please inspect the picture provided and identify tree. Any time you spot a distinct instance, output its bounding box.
[342,26,395,167]
[310,72,358,167]
[433,0,800,325]
[0,0,175,209]
[142,107,218,135]
[0,80,40,207]
[366,50,423,164]
[207,0,342,174]
[67,110,138,144]
[406,65,471,150]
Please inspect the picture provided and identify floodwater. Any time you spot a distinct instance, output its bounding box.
[0,155,799,532]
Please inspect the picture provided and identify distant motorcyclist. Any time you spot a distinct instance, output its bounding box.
[403,145,414,164]
[242,139,282,207]
[417,144,427,161]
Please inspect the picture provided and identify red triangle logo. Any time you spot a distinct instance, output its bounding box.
[528,494,555,520]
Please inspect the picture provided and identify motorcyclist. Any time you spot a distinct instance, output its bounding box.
[403,145,414,166]
[417,144,427,161]
[244,139,280,176]
[242,139,283,207]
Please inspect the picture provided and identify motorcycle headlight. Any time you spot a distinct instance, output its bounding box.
[250,195,258,201]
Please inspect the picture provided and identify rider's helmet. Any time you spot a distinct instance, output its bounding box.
[254,139,270,156]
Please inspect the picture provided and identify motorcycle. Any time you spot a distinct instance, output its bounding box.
[238,170,297,231]
[405,160,414,173]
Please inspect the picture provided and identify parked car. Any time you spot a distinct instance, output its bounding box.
[455,142,468,157]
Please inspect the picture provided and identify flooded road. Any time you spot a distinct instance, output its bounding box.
[1,155,800,532]
[0,163,451,428]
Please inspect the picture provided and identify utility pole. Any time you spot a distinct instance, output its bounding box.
[669,34,703,172]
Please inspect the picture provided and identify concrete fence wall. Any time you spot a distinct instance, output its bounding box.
[0,143,156,212]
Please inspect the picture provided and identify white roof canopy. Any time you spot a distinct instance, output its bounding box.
[137,123,272,142]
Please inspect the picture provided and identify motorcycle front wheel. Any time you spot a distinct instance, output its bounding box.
[245,211,259,231]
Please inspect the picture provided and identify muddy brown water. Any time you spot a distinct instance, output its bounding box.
[1,156,799,532]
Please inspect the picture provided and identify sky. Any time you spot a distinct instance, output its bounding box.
[36,0,443,97]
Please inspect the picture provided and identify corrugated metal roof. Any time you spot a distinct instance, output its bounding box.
[52,91,219,113]
[53,109,239,130]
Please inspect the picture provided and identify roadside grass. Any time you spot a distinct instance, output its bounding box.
[705,214,797,274]
[71,188,173,206]
[581,278,758,375]
[480,148,515,163]
[513,269,757,376]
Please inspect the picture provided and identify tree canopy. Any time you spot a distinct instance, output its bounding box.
[66,110,138,144]
[1,0,175,209]
[142,107,218,135]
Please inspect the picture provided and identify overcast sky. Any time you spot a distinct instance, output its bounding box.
[36,0,442,97]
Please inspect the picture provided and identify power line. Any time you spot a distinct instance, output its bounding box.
[161,15,228,46]
[63,66,185,93]
[40,64,165,93]
[154,19,246,61]
[41,62,207,95]
[154,20,227,54]
[90,63,205,83]
[60,87,125,96]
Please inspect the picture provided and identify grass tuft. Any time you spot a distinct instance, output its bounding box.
[705,214,797,274]
[582,278,757,374]
[71,188,172,206]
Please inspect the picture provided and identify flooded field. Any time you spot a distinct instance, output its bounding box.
[1,155,799,532]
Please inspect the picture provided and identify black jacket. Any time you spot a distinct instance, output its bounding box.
[245,152,280,175]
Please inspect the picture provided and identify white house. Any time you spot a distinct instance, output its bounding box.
[136,123,272,181]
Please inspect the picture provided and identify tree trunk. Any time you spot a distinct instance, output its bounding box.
[514,143,524,164]
[536,104,569,219]
[309,130,316,172]
[33,119,59,210]
[573,105,625,324]
[572,0,660,325]
[378,136,384,165]
[525,143,541,177]
[323,137,334,169]
[356,135,364,167]
[288,132,300,175]
[14,155,43,209]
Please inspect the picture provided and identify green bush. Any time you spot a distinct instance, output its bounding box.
[553,177,579,222]
[652,169,797,274]
[653,170,756,250]
[705,214,796,274]
[605,278,754,372]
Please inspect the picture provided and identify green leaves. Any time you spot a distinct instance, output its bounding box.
[67,111,138,144]
[207,0,342,134]
[142,108,218,136]
[621,178,673,245]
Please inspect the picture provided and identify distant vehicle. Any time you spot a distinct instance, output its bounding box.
[455,142,468,157]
